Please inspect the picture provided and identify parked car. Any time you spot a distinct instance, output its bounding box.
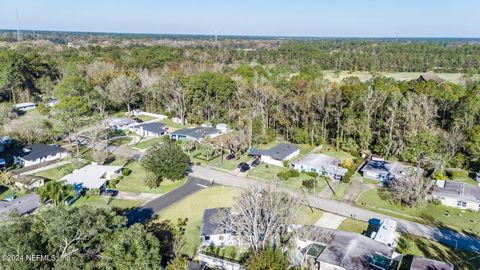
[251,158,260,167]
[226,153,235,160]
[102,189,119,197]
[238,162,250,172]
[133,117,144,123]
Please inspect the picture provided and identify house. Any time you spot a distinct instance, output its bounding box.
[200,208,239,247]
[0,194,40,220]
[360,156,421,182]
[131,110,168,120]
[215,123,230,133]
[62,164,123,190]
[14,144,68,167]
[404,256,454,270]
[295,226,399,270]
[248,143,300,167]
[14,175,45,189]
[431,180,480,211]
[292,153,348,180]
[417,71,445,84]
[197,252,245,270]
[129,122,167,137]
[367,218,399,247]
[107,118,137,130]
[13,102,36,112]
[170,127,221,142]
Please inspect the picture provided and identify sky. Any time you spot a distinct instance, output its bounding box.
[0,0,478,37]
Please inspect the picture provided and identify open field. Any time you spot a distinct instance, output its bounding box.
[321,70,478,84]
[115,162,185,194]
[72,195,142,211]
[357,188,480,234]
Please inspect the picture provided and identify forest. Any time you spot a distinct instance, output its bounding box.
[1,38,480,176]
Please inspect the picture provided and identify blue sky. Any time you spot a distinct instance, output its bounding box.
[0,0,478,37]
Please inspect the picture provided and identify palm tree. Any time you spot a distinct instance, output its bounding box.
[38,181,74,206]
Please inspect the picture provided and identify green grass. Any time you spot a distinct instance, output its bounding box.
[331,182,349,200]
[396,235,480,270]
[296,206,323,225]
[201,246,247,261]
[0,187,27,200]
[109,137,132,146]
[136,115,157,122]
[160,118,195,129]
[155,186,241,257]
[210,154,252,171]
[115,162,185,194]
[357,188,480,234]
[133,137,165,149]
[72,195,142,210]
[34,161,86,180]
[362,178,381,185]
[320,150,356,163]
[337,219,369,234]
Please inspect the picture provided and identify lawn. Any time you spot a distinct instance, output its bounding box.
[396,235,480,270]
[160,118,195,130]
[357,188,480,234]
[296,206,323,225]
[34,161,86,180]
[320,150,356,163]
[133,137,165,149]
[109,137,132,146]
[155,186,241,257]
[0,187,26,200]
[337,219,369,234]
[210,154,252,171]
[72,195,142,211]
[330,182,349,200]
[115,162,185,194]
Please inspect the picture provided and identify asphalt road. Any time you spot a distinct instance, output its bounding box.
[126,177,211,224]
[190,165,480,253]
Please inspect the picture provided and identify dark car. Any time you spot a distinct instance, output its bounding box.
[251,158,261,167]
[133,117,144,123]
[238,163,250,172]
[226,153,235,160]
[102,189,119,197]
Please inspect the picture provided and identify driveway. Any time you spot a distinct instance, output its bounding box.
[126,177,211,225]
[116,191,160,203]
[190,165,480,253]
[315,212,346,229]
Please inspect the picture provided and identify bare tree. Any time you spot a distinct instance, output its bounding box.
[224,186,298,252]
[106,74,140,115]
[5,118,49,144]
[387,173,432,207]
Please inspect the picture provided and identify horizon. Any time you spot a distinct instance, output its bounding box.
[1,0,479,38]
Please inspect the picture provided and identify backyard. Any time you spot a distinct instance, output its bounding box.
[34,161,87,180]
[115,161,185,194]
[357,188,480,234]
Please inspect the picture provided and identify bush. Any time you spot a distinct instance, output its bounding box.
[446,169,468,179]
[433,171,448,180]
[277,169,300,180]
[305,171,318,178]
[122,168,132,176]
[302,179,317,191]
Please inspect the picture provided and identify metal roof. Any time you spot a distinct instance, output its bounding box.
[0,194,40,219]
[62,164,122,189]
[293,153,348,176]
[432,180,480,203]
[133,122,167,134]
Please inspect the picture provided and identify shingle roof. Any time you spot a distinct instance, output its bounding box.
[200,208,232,236]
[18,144,66,161]
[293,153,348,176]
[418,72,445,84]
[249,143,300,161]
[361,159,421,179]
[298,226,394,270]
[432,180,480,203]
[172,127,220,140]
[409,256,454,270]
[134,122,167,134]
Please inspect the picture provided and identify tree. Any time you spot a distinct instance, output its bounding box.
[226,186,298,252]
[387,174,432,207]
[38,181,74,206]
[165,256,188,270]
[141,141,190,186]
[4,117,50,144]
[107,74,140,115]
[161,75,187,125]
[245,248,289,270]
[200,143,215,160]
[180,139,196,154]
[0,171,15,187]
[302,178,317,192]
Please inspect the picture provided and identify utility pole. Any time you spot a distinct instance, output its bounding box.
[220,143,224,166]
[15,8,22,42]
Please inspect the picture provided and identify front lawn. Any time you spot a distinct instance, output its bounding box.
[337,219,369,234]
[34,161,86,180]
[396,235,480,270]
[72,195,142,211]
[155,186,241,257]
[357,188,480,234]
[115,162,185,194]
[133,137,165,149]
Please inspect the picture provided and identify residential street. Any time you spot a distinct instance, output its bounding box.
[190,165,480,253]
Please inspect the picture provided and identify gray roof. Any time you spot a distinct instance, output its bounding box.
[409,256,454,270]
[432,180,480,203]
[0,194,40,219]
[108,118,137,127]
[249,143,300,161]
[361,159,421,179]
[298,226,394,270]
[17,144,66,161]
[418,72,445,84]
[200,208,232,236]
[172,127,220,140]
[134,122,167,134]
[293,153,348,176]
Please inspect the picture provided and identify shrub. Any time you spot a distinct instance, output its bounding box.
[122,168,132,176]
[302,179,317,191]
[196,162,201,166]
[433,171,448,180]
[305,171,319,178]
[277,169,300,180]
[446,169,468,179]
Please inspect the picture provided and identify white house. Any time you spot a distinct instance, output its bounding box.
[292,153,348,180]
[14,144,68,167]
[432,180,480,212]
[62,164,123,190]
[368,218,399,248]
[197,252,245,270]
[129,122,167,137]
[107,118,137,130]
[170,127,221,142]
[248,143,300,167]
[215,123,230,133]
[360,155,422,182]
[14,102,36,112]
[200,208,240,247]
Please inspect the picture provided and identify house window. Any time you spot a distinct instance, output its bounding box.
[457,200,466,207]
[205,236,210,241]
[219,236,224,240]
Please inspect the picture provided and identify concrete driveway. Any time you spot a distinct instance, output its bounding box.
[315,212,346,229]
